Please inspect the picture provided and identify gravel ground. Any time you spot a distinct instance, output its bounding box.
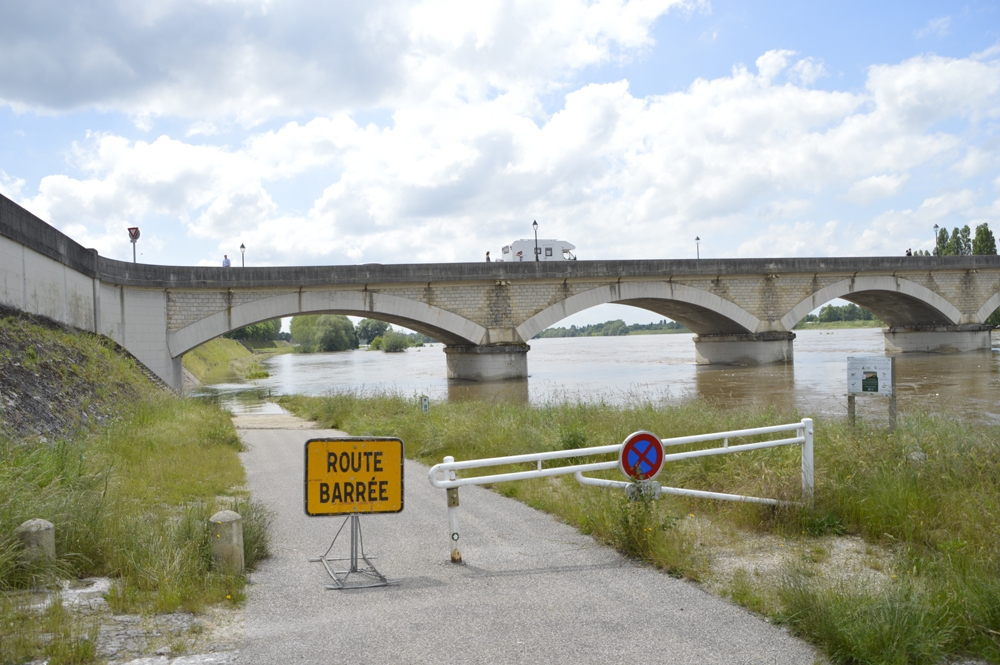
[16,577,242,665]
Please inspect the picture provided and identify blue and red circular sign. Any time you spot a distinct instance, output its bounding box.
[619,431,665,481]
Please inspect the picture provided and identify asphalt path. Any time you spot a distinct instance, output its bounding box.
[237,424,817,664]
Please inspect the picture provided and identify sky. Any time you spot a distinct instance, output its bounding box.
[2,0,999,328]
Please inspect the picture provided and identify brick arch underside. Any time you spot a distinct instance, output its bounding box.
[779,276,964,331]
[166,291,487,358]
[515,282,761,342]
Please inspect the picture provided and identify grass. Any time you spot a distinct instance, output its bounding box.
[183,337,290,382]
[182,337,253,382]
[0,596,99,665]
[278,390,1000,665]
[1,316,272,664]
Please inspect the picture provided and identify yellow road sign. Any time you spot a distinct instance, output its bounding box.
[304,437,404,516]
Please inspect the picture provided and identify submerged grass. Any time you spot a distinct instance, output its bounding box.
[1,315,272,663]
[280,390,1000,665]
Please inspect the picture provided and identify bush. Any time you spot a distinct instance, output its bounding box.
[381,331,410,353]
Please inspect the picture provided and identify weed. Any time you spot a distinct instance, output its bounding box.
[728,568,769,615]
[277,390,1000,664]
[558,425,588,450]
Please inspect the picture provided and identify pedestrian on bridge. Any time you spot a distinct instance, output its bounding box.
[486,252,491,262]
[223,255,231,267]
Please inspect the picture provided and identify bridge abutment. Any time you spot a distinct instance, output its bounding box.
[693,332,795,366]
[883,325,993,354]
[444,344,529,381]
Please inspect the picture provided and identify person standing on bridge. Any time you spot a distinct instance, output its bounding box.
[486,251,491,262]
[223,255,231,267]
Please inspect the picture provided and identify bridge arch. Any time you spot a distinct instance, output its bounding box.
[974,292,1000,324]
[779,276,963,331]
[167,290,487,358]
[516,282,761,342]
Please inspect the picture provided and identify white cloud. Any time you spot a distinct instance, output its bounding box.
[736,220,840,258]
[915,16,950,39]
[0,171,25,199]
[0,0,699,125]
[755,50,796,83]
[842,173,910,205]
[953,147,993,177]
[789,57,826,85]
[757,199,813,221]
[866,54,1000,126]
[15,48,1000,265]
[973,44,1000,61]
[853,190,979,255]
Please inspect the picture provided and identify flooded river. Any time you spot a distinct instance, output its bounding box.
[193,328,1000,423]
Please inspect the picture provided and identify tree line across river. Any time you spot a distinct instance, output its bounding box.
[534,303,890,338]
[224,315,434,353]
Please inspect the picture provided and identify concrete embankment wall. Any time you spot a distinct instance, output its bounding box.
[0,195,100,333]
[0,194,179,389]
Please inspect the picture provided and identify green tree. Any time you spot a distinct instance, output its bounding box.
[356,319,390,345]
[973,223,997,256]
[960,225,972,255]
[934,228,950,256]
[290,315,358,352]
[225,319,279,342]
[818,305,842,322]
[602,320,629,336]
[381,331,410,352]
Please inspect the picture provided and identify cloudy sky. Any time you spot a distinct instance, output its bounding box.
[2,0,999,323]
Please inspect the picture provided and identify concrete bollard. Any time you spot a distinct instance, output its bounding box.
[15,519,55,561]
[209,510,245,574]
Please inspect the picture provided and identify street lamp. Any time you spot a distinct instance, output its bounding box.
[695,236,700,260]
[532,220,539,262]
[933,224,939,256]
[240,243,245,267]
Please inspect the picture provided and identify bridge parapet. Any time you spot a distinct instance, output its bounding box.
[3,191,999,391]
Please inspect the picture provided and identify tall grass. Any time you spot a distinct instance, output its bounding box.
[0,393,262,607]
[1,316,273,663]
[279,390,1000,664]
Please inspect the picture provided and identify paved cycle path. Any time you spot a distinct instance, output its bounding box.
[237,424,817,665]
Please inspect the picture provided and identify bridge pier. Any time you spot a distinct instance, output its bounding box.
[444,344,529,382]
[883,325,993,354]
[693,332,795,366]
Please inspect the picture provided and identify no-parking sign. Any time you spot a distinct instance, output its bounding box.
[619,431,665,481]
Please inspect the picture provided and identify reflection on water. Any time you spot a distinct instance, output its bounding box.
[191,330,1000,422]
[447,378,530,404]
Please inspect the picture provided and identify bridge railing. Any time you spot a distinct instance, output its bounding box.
[427,418,813,562]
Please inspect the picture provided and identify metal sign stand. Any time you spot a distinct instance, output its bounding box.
[310,514,401,590]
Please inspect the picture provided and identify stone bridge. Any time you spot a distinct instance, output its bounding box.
[3,193,999,392]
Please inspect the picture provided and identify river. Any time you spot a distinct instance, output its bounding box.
[192,328,1000,423]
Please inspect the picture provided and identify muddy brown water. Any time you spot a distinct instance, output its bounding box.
[193,328,1000,423]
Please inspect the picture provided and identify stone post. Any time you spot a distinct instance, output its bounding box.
[209,510,244,574]
[15,519,55,561]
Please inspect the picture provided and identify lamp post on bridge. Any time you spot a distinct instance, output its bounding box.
[240,243,245,267]
[695,236,700,260]
[532,220,539,262]
[933,224,939,256]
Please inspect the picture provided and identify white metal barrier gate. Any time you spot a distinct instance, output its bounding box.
[427,418,813,562]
